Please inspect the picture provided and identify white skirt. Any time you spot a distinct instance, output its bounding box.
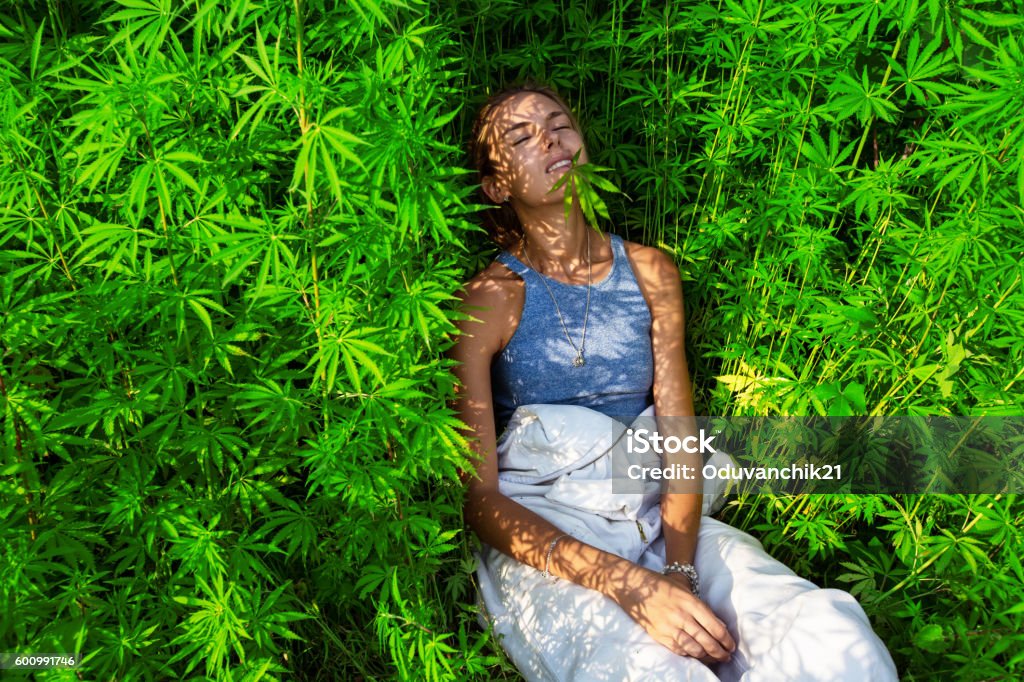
[475,515,899,682]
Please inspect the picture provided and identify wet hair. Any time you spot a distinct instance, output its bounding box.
[467,82,583,250]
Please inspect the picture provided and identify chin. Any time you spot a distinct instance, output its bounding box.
[539,189,568,205]
[543,178,571,198]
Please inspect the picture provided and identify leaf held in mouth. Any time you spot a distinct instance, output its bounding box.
[550,148,624,228]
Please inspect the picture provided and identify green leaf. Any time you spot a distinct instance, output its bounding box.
[913,623,949,653]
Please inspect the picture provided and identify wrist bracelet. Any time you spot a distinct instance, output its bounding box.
[663,561,700,599]
[543,534,569,580]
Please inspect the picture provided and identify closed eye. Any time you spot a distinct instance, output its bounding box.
[513,125,569,146]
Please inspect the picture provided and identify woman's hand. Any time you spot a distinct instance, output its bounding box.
[611,566,736,665]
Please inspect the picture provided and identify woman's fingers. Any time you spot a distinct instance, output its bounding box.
[693,627,733,662]
[660,574,736,655]
[691,601,736,653]
[669,630,709,659]
[672,617,732,662]
[669,597,735,661]
[621,569,737,662]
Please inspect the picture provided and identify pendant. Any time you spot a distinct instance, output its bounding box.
[572,353,585,368]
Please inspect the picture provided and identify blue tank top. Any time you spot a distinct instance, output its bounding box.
[491,232,655,436]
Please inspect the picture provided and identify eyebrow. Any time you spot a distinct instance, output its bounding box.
[503,110,566,137]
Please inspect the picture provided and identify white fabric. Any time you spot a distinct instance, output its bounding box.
[474,404,899,681]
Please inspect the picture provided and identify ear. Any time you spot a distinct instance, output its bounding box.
[481,175,507,205]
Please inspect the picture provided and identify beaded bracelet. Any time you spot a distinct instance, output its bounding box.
[663,561,700,599]
[543,534,569,579]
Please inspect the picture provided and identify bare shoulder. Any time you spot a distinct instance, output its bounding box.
[457,260,523,312]
[621,238,683,300]
[453,260,524,355]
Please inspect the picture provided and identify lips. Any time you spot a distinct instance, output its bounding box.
[546,156,573,173]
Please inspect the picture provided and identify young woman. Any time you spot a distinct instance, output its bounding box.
[448,83,898,681]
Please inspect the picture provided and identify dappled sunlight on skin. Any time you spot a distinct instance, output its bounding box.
[448,62,897,682]
[478,91,598,277]
[463,488,733,668]
[446,88,737,668]
[478,505,897,680]
[506,542,730,675]
[488,236,656,436]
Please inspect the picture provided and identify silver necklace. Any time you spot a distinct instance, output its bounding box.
[520,229,592,368]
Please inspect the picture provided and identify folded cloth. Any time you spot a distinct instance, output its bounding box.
[474,403,899,682]
[490,403,734,562]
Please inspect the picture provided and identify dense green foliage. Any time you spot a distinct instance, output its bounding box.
[1,0,1022,680]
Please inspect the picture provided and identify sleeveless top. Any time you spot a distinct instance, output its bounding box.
[490,232,655,436]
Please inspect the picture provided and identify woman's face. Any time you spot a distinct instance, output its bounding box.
[481,91,589,209]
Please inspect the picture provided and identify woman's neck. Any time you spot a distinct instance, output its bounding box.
[516,202,603,280]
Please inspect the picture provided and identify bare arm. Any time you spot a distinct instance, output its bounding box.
[642,248,704,571]
[449,266,734,662]
[447,273,643,600]
[623,244,737,662]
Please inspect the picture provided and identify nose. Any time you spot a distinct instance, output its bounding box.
[541,128,559,150]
